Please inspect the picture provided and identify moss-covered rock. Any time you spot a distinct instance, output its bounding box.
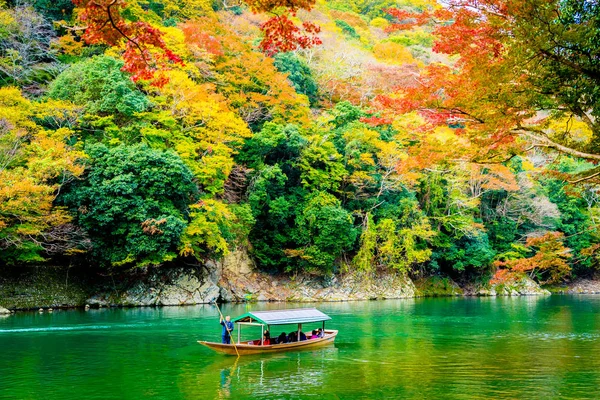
[0,266,93,309]
[479,276,550,296]
[414,276,463,297]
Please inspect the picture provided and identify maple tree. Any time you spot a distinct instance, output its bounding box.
[381,0,600,183]
[72,0,183,85]
[492,232,572,285]
[72,0,322,84]
[181,18,310,129]
[243,0,321,55]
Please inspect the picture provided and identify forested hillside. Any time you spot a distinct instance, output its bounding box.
[1,0,599,287]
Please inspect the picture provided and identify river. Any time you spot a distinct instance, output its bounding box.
[1,296,599,399]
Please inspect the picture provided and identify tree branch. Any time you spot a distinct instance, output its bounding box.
[512,126,600,162]
[104,0,150,67]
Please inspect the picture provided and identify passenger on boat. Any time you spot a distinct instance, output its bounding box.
[310,330,319,339]
[220,316,234,344]
[317,328,324,338]
[288,331,298,342]
[277,332,287,344]
[263,330,271,345]
[299,331,307,341]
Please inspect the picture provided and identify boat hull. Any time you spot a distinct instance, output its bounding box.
[198,329,338,356]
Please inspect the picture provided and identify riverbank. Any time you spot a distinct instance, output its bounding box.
[2,252,597,312]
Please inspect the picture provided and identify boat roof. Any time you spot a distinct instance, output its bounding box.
[232,308,331,326]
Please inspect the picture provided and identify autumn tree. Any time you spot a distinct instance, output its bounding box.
[492,232,572,285]
[181,17,310,130]
[0,87,85,263]
[71,0,322,84]
[382,0,600,183]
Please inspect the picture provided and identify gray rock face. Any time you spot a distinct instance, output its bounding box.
[0,306,11,314]
[219,268,416,303]
[565,279,600,294]
[87,267,221,307]
[82,250,551,308]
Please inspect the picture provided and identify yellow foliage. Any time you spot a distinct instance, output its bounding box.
[372,41,416,66]
[161,0,213,19]
[158,70,251,194]
[34,99,83,129]
[179,199,233,258]
[53,33,84,56]
[0,9,15,37]
[0,87,85,258]
[432,126,457,144]
[370,17,389,29]
[159,26,193,62]
[546,116,594,145]
[521,159,535,171]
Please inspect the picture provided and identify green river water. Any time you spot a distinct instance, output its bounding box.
[1,296,599,399]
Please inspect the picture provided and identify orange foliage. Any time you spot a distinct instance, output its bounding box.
[181,18,310,126]
[375,4,533,164]
[492,232,572,285]
[259,14,321,55]
[73,0,183,86]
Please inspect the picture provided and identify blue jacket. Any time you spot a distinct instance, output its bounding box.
[221,320,234,336]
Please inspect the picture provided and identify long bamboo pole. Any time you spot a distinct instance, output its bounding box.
[213,302,240,357]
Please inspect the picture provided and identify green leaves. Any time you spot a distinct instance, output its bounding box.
[61,144,197,267]
[292,192,357,271]
[353,200,435,273]
[47,56,149,118]
[180,200,255,260]
[298,136,346,192]
[273,52,319,106]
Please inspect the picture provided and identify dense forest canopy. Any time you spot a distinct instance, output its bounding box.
[1,0,599,286]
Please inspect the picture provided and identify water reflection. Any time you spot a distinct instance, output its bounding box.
[1,296,599,399]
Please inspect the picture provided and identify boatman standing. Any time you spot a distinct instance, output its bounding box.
[220,315,234,344]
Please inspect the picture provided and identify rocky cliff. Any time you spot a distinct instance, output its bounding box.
[0,250,561,311]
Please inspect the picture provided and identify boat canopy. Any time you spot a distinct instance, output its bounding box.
[232,308,331,326]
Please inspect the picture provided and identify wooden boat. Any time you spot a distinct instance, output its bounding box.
[198,308,338,356]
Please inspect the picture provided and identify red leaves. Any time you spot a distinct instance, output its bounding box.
[73,0,183,86]
[492,232,572,285]
[384,8,432,32]
[385,5,505,64]
[244,0,321,55]
[181,23,224,57]
[360,116,393,127]
[259,13,321,55]
[245,0,316,13]
[433,9,504,65]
